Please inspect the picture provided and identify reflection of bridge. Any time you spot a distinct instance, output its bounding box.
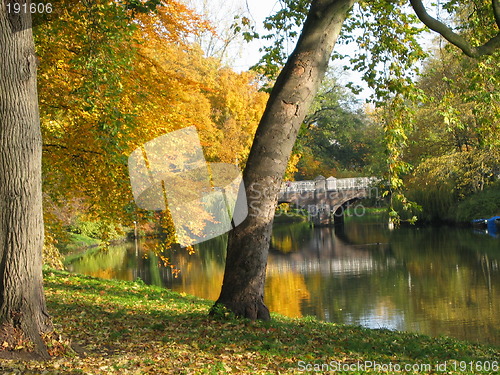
[268,225,393,277]
[278,176,378,226]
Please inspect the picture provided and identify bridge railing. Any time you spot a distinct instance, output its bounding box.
[280,176,378,193]
[330,177,377,190]
[281,180,316,193]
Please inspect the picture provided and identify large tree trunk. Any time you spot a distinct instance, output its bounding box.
[214,0,355,320]
[0,1,52,358]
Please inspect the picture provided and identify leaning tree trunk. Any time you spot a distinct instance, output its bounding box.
[214,0,356,320]
[0,1,52,358]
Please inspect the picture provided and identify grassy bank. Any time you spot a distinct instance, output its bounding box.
[55,219,131,255]
[451,181,500,222]
[1,270,498,374]
[58,233,102,255]
[274,208,309,224]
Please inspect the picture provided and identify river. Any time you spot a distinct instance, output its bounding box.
[67,213,500,346]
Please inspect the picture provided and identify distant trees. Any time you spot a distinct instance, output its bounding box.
[291,75,383,180]
[401,0,500,221]
[403,53,500,220]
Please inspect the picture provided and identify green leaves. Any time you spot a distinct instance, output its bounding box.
[293,73,380,179]
[121,0,162,15]
[242,0,311,81]
[342,1,428,103]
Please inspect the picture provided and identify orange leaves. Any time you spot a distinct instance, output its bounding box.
[134,0,212,43]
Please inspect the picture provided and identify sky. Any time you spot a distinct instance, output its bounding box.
[186,0,373,101]
[186,0,278,70]
[186,0,443,104]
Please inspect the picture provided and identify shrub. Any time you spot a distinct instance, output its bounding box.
[451,181,500,222]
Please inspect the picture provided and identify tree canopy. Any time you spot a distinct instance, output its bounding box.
[34,0,267,251]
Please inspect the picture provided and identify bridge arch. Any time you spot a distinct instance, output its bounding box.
[278,176,378,226]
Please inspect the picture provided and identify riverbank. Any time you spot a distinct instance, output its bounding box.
[1,270,497,374]
[404,181,500,225]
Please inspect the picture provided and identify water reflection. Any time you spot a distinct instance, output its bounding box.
[67,218,500,346]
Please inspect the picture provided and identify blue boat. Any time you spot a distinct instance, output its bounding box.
[471,218,488,227]
[471,216,500,237]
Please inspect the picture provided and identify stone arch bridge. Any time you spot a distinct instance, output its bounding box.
[278,176,379,226]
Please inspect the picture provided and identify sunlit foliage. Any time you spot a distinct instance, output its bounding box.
[34,0,267,252]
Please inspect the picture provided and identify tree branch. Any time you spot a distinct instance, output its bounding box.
[409,0,500,57]
[493,0,500,29]
[43,143,104,156]
[304,105,341,127]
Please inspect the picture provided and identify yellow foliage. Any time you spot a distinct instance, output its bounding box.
[284,153,301,180]
[35,0,267,249]
[43,234,65,270]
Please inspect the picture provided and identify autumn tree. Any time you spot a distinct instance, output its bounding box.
[1,0,162,358]
[214,0,500,319]
[34,0,266,252]
[214,0,356,320]
[403,19,500,220]
[0,1,52,358]
[35,0,204,222]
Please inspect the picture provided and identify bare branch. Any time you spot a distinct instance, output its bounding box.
[409,0,500,57]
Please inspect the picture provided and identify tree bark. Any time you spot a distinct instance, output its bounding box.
[213,0,355,320]
[0,1,52,358]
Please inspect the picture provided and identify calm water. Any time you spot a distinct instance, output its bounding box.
[67,215,500,346]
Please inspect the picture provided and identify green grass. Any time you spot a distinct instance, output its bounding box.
[274,209,309,224]
[344,206,389,223]
[1,270,498,374]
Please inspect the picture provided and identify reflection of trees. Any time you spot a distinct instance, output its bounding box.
[387,226,500,344]
[265,272,310,318]
[139,235,228,300]
[300,266,408,327]
[68,235,229,301]
[270,222,313,253]
[68,220,500,345]
[196,235,227,268]
[168,236,227,300]
[68,244,133,281]
[336,221,390,247]
[269,224,396,325]
[269,221,500,344]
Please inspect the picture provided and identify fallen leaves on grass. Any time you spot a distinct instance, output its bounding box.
[0,270,497,374]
